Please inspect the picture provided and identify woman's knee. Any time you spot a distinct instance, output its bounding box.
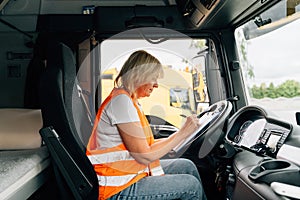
[180,174,205,199]
[177,158,197,169]
[177,159,200,178]
[166,158,197,170]
[183,174,201,188]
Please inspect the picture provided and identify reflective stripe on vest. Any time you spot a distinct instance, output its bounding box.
[87,149,134,165]
[97,173,143,187]
[95,164,164,187]
[86,88,164,199]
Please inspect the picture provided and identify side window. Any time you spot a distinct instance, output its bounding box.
[100,37,211,127]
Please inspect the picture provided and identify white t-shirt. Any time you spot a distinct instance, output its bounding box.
[96,94,140,149]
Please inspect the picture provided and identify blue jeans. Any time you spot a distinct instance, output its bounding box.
[108,158,207,200]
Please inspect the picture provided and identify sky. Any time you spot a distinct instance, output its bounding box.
[100,38,201,72]
[246,14,300,86]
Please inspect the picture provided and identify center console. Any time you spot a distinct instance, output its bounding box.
[232,151,300,200]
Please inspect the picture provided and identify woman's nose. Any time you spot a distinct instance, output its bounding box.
[153,82,158,88]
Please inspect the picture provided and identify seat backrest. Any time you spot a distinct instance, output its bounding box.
[24,43,46,109]
[39,43,98,200]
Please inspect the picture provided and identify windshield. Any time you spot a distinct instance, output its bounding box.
[235,0,300,124]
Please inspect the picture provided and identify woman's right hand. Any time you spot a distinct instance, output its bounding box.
[178,114,200,139]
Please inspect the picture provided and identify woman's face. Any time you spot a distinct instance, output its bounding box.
[135,80,158,99]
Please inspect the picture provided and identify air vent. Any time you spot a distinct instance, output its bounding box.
[177,0,221,28]
[200,0,218,10]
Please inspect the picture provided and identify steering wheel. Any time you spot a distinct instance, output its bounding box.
[168,100,232,159]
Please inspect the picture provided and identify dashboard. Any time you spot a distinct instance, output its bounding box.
[225,106,292,158]
[224,105,300,200]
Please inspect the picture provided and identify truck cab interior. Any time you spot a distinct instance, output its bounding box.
[1,0,300,199]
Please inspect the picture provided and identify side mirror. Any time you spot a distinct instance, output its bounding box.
[296,112,300,126]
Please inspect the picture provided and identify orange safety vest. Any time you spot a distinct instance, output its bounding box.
[86,88,164,200]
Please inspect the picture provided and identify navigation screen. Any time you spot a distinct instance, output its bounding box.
[266,132,282,149]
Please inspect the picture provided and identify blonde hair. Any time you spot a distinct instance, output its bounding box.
[115,50,163,96]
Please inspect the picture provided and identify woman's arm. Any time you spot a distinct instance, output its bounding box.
[117,114,200,165]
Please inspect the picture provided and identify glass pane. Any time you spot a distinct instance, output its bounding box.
[235,0,300,124]
[100,37,210,127]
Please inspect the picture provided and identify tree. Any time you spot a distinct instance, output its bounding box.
[251,85,263,99]
[235,29,255,80]
[251,80,300,99]
[266,83,277,98]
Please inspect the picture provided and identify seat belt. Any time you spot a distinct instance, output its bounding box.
[76,84,94,126]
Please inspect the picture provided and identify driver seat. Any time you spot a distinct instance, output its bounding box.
[39,42,98,200]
